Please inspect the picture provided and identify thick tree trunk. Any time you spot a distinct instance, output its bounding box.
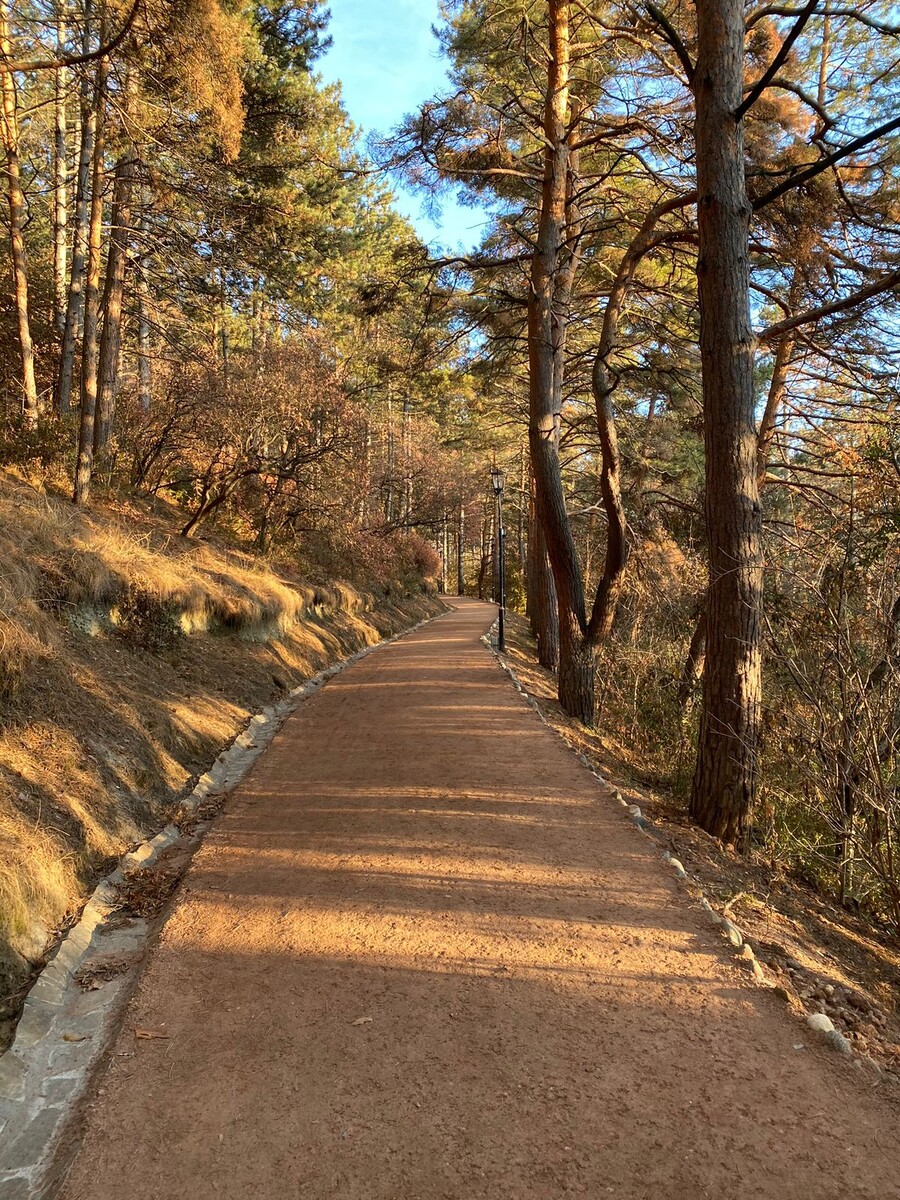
[74,52,108,506]
[528,487,559,671]
[96,143,135,456]
[689,0,762,845]
[58,4,97,414]
[558,606,595,725]
[680,301,797,701]
[0,5,39,424]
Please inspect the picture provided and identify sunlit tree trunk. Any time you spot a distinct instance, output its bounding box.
[527,0,594,721]
[136,201,152,411]
[96,122,136,456]
[74,48,108,505]
[0,2,39,424]
[689,0,762,844]
[53,3,68,340]
[457,502,465,595]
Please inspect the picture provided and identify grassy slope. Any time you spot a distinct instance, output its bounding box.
[0,474,440,1042]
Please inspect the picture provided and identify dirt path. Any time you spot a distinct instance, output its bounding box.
[60,599,899,1200]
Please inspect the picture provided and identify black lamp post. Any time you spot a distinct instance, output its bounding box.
[491,464,506,652]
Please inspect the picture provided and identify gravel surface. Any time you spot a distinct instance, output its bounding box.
[59,599,900,1199]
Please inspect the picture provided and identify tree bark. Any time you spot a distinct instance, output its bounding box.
[456,503,465,595]
[53,3,68,340]
[136,199,152,410]
[0,2,39,424]
[96,136,135,456]
[58,1,96,414]
[586,193,695,641]
[73,49,108,506]
[688,0,762,844]
[527,0,595,723]
[476,511,490,600]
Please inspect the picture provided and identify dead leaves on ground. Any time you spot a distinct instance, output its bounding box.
[75,958,130,990]
[116,865,182,918]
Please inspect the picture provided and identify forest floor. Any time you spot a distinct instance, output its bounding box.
[501,614,900,1079]
[59,599,898,1200]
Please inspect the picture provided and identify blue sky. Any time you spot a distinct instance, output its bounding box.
[318,0,489,252]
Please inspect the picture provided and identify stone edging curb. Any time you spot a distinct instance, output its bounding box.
[480,625,863,1067]
[0,606,448,1200]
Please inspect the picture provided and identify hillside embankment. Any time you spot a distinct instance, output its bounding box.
[0,474,440,1045]
[500,613,900,1081]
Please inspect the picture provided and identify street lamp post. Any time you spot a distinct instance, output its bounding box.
[491,464,506,653]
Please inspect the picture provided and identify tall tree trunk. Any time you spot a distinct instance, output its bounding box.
[441,512,449,593]
[58,1,96,414]
[527,0,595,722]
[136,200,152,410]
[384,391,394,521]
[585,194,693,642]
[96,136,135,456]
[689,0,762,844]
[456,502,465,595]
[73,49,108,506]
[476,511,490,600]
[680,292,798,699]
[589,352,628,643]
[0,3,39,424]
[53,4,69,340]
[403,398,415,520]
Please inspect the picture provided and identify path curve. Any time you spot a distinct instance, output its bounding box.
[61,598,899,1199]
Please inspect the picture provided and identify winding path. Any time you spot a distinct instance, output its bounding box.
[61,598,899,1199]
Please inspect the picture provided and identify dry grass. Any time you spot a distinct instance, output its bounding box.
[503,611,900,1080]
[0,471,440,1044]
[0,475,325,671]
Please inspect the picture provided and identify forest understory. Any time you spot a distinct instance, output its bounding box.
[503,613,900,1084]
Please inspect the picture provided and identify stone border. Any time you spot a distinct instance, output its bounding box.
[0,607,447,1200]
[480,626,865,1066]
